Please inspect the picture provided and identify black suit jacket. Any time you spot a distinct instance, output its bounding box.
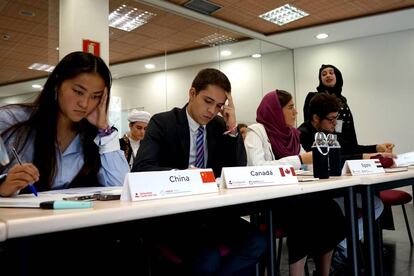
[132,104,247,177]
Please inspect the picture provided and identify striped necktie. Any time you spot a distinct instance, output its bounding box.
[195,126,205,168]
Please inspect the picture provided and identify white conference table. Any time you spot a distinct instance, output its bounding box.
[1,170,413,276]
[0,176,362,276]
[0,176,359,241]
[358,168,414,276]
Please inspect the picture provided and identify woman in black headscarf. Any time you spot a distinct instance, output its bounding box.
[303,64,393,156]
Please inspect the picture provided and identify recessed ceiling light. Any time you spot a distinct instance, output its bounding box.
[145,64,155,69]
[109,5,156,32]
[28,63,55,72]
[195,33,237,47]
[316,33,329,39]
[31,84,42,89]
[220,50,232,57]
[55,47,59,51]
[252,53,262,58]
[259,4,309,26]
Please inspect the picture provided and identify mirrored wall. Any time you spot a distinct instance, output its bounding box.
[110,39,294,135]
[0,0,295,136]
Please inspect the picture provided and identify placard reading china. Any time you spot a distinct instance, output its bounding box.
[121,169,218,201]
[221,165,298,189]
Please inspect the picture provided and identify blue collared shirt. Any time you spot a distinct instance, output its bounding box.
[0,106,129,191]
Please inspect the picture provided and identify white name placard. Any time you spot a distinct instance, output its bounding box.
[222,165,298,189]
[121,169,218,201]
[342,159,385,176]
[394,151,414,167]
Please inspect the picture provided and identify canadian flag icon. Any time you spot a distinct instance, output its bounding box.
[279,167,296,177]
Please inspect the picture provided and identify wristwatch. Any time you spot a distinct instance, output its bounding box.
[98,126,116,137]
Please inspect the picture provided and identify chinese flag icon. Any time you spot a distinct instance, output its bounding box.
[200,171,216,183]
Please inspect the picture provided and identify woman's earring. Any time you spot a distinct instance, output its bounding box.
[54,89,58,101]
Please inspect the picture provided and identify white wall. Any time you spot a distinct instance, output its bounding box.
[294,29,414,153]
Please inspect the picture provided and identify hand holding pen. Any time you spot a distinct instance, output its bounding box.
[1,147,39,197]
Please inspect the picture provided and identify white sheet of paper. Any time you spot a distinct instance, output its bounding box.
[0,187,122,208]
[0,194,65,208]
[384,167,408,173]
[394,151,414,167]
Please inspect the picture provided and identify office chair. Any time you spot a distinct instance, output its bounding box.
[380,189,413,245]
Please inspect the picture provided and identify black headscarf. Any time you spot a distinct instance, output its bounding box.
[316,64,343,96]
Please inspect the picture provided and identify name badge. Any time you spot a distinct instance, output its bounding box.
[335,119,343,133]
[121,169,218,201]
[394,151,414,166]
[342,159,385,176]
[222,165,298,189]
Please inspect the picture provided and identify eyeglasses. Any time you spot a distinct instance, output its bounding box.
[324,114,338,122]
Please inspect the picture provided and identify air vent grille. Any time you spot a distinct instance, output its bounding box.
[184,0,221,15]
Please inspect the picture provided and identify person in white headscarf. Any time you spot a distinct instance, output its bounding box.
[120,109,151,168]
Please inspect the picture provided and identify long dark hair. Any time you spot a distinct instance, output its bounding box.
[1,51,112,190]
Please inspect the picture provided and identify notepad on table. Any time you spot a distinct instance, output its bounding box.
[0,194,65,208]
[0,187,122,208]
[384,167,408,173]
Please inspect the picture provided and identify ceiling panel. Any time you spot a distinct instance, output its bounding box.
[169,0,414,34]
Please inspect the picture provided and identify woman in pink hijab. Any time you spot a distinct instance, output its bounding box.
[245,90,345,276]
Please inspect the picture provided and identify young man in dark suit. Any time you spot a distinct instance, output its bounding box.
[133,68,266,276]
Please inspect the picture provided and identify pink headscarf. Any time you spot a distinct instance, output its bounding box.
[256,90,301,159]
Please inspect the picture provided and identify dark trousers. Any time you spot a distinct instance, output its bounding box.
[2,221,149,276]
[149,213,266,276]
[273,194,346,264]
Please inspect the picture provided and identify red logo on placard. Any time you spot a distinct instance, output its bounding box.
[83,39,100,57]
[278,167,296,177]
[200,171,216,183]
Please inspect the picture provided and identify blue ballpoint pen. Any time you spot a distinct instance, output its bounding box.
[10,147,38,197]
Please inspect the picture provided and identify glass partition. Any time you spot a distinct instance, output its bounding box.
[0,0,295,136]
